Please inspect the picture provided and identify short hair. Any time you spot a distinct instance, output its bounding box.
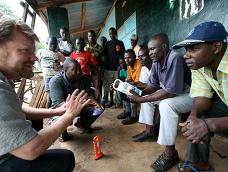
[139,45,149,55]
[88,30,96,36]
[131,34,138,42]
[48,36,58,44]
[63,58,81,72]
[101,36,107,41]
[150,33,169,48]
[109,27,117,35]
[75,37,85,45]
[0,16,39,45]
[59,27,68,32]
[125,49,136,59]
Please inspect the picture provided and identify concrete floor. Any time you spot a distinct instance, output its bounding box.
[51,108,228,172]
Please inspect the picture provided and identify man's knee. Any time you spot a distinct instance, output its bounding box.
[59,149,75,171]
[159,99,179,118]
[159,99,173,111]
[38,149,75,172]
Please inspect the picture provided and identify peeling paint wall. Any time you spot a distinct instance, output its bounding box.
[115,0,228,46]
[47,7,70,39]
[97,7,116,44]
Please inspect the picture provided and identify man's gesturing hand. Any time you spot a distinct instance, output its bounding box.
[65,89,91,118]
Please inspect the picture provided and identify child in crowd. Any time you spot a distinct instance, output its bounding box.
[109,58,127,107]
[36,37,65,93]
[70,37,98,76]
[111,58,128,109]
[118,58,128,82]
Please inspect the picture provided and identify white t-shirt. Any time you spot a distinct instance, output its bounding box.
[36,49,64,77]
[139,66,151,83]
[57,38,73,52]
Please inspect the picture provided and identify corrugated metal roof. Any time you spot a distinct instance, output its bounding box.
[25,0,115,35]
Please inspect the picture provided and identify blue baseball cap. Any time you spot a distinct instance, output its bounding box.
[173,21,228,49]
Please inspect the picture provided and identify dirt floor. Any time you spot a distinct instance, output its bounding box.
[50,108,228,172]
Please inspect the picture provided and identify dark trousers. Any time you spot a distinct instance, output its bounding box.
[62,106,101,139]
[77,106,101,129]
[0,149,75,172]
[187,99,228,163]
[122,99,138,118]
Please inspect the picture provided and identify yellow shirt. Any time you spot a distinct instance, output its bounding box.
[127,59,142,82]
[133,45,140,59]
[190,49,228,106]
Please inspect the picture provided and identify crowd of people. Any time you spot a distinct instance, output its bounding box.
[0,15,228,172]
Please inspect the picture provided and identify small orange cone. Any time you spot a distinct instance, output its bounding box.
[93,135,104,160]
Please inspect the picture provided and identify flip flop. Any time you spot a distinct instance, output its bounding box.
[176,161,214,172]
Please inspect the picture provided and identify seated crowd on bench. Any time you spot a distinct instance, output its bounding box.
[0,16,228,172]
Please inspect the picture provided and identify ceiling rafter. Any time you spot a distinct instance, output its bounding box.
[36,0,91,10]
[71,23,104,35]
[80,2,86,36]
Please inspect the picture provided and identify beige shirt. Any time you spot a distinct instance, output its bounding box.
[133,44,140,59]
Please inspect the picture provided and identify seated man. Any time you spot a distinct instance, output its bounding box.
[0,17,90,172]
[49,58,103,141]
[129,33,192,171]
[131,46,155,142]
[173,21,228,172]
[119,49,142,125]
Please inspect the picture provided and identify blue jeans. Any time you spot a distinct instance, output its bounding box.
[0,149,75,172]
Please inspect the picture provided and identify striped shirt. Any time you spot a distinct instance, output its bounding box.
[190,49,228,106]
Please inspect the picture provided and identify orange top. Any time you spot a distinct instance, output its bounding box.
[127,59,142,82]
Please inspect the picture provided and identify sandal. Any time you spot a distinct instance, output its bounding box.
[151,150,179,172]
[177,161,214,172]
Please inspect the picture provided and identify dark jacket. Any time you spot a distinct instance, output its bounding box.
[104,39,125,71]
[49,72,94,107]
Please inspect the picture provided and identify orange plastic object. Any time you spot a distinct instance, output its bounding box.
[93,135,104,160]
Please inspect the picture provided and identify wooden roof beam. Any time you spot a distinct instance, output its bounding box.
[36,0,91,10]
[80,2,86,37]
[71,23,104,35]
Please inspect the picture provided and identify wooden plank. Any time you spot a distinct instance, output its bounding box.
[71,23,104,35]
[35,81,45,107]
[16,78,27,102]
[29,79,42,106]
[80,2,86,37]
[36,0,92,10]
[22,2,29,22]
[31,12,36,29]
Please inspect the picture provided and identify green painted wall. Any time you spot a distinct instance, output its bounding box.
[115,0,228,46]
[97,7,116,44]
[115,0,136,30]
[47,7,70,39]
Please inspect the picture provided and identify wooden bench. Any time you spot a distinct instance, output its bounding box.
[17,77,48,131]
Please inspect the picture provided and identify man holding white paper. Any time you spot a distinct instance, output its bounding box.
[129,33,192,171]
